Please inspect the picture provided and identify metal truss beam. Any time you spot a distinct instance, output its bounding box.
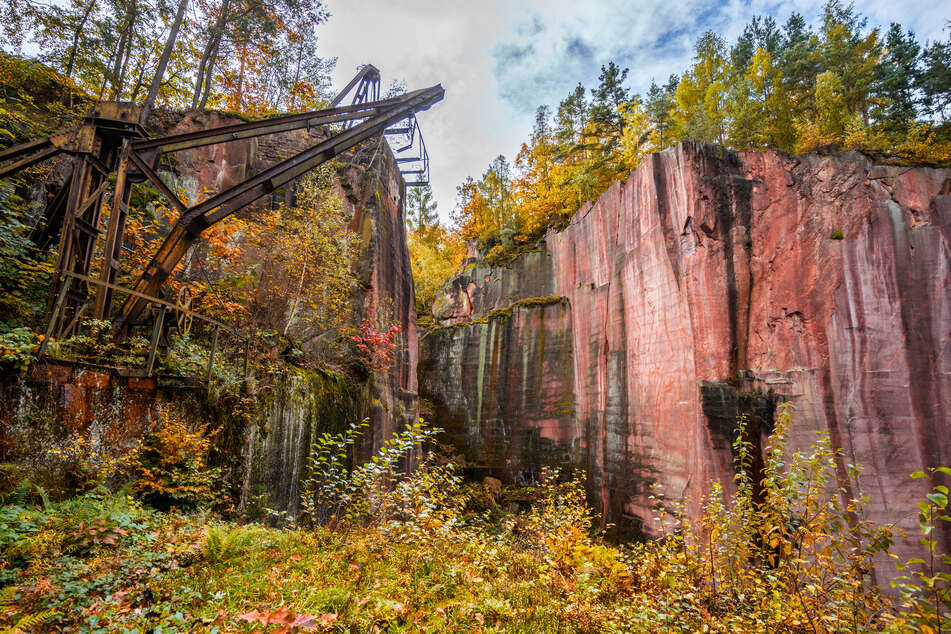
[0,66,443,346]
[113,83,444,332]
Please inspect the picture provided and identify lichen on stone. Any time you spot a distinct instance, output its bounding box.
[429,295,568,332]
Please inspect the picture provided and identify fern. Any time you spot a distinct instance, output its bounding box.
[0,588,57,634]
[203,524,254,565]
[0,586,17,606]
[7,479,32,507]
[1,609,57,633]
[34,485,51,513]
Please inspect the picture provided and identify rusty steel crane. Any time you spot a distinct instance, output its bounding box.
[0,65,443,346]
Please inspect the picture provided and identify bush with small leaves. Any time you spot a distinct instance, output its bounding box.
[888,466,951,632]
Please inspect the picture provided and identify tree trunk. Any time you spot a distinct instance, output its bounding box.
[196,37,221,110]
[97,34,122,100]
[106,27,128,98]
[190,0,229,110]
[233,44,246,111]
[283,260,308,337]
[190,44,212,109]
[129,56,148,102]
[65,0,97,79]
[289,42,303,111]
[190,38,214,109]
[113,7,136,99]
[141,0,189,121]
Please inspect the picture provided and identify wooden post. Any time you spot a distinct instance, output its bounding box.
[60,302,88,340]
[146,305,166,375]
[95,140,132,319]
[206,325,219,385]
[242,332,251,382]
[47,157,91,324]
[37,276,71,359]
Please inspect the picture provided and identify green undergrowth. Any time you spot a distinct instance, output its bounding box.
[475,295,567,326]
[479,241,553,269]
[1,407,949,632]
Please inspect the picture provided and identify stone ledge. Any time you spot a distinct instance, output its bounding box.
[429,295,568,333]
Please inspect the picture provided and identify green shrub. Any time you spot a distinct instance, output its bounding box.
[0,180,56,328]
[889,466,951,631]
[298,418,447,528]
[0,326,39,371]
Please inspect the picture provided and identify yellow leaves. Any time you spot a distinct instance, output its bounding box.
[408,224,464,315]
[619,99,654,171]
[889,124,951,166]
[131,408,223,509]
[746,48,778,97]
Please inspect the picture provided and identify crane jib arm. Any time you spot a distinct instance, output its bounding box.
[113,83,444,332]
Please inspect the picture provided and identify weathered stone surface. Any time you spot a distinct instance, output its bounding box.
[1,114,419,514]
[0,361,191,493]
[153,111,419,455]
[0,360,359,516]
[421,142,951,582]
[420,297,574,483]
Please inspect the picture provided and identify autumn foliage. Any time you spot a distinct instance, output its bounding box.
[449,2,951,258]
[349,320,402,373]
[404,183,465,317]
[0,0,334,115]
[1,409,949,631]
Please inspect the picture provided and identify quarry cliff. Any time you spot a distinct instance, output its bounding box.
[0,109,419,516]
[419,142,951,585]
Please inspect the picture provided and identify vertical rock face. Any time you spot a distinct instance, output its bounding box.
[336,147,419,452]
[0,113,418,515]
[155,113,421,507]
[420,142,951,579]
[154,111,419,452]
[0,361,359,516]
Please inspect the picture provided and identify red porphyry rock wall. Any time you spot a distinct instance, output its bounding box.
[151,111,419,446]
[420,142,951,585]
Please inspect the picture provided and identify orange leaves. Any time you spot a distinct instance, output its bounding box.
[452,176,491,243]
[202,215,249,262]
[131,409,224,510]
[149,412,220,469]
[235,606,337,631]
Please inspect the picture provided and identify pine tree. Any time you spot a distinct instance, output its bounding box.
[555,83,587,151]
[873,23,922,134]
[406,183,439,234]
[589,62,630,138]
[919,31,951,122]
[645,76,677,148]
[731,16,782,74]
[818,0,881,125]
[778,12,821,117]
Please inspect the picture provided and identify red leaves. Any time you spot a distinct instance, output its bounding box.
[66,520,129,552]
[349,320,402,373]
[235,607,336,631]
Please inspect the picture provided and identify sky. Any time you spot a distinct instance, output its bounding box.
[318,1,950,223]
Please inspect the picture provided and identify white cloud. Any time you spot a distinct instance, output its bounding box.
[317,0,950,223]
